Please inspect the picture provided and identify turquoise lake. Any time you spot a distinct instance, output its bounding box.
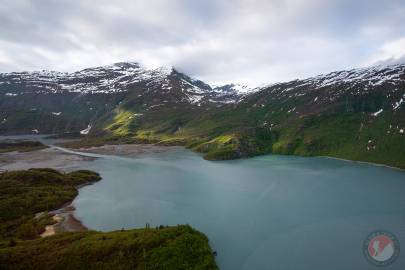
[67,147,405,269]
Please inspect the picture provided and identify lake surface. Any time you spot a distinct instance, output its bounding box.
[3,135,403,269]
[66,147,405,270]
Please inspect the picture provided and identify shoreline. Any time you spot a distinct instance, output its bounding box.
[49,204,87,235]
[66,141,405,172]
[64,142,405,171]
[1,133,403,171]
[40,187,96,237]
[319,155,405,172]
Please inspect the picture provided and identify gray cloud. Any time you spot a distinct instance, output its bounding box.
[374,56,405,66]
[0,0,404,85]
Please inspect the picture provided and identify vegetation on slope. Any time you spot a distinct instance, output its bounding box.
[61,99,405,169]
[0,225,218,270]
[72,74,404,169]
[0,169,101,241]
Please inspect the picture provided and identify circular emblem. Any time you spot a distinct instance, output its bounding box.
[363,230,400,266]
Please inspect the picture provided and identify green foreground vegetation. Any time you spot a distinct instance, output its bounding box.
[0,225,217,270]
[0,140,47,153]
[0,169,217,270]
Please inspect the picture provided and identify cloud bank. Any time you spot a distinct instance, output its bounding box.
[0,0,404,85]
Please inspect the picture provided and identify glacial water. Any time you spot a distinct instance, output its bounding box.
[66,147,405,269]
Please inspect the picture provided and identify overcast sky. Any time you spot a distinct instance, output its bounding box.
[1,0,405,86]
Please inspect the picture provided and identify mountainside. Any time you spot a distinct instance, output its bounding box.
[1,63,404,168]
[214,64,405,167]
[0,62,240,135]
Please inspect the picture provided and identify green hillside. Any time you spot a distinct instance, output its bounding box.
[0,225,217,270]
[70,84,405,169]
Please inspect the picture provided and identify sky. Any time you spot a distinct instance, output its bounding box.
[0,0,405,86]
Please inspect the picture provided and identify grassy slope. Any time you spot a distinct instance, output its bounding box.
[0,225,217,270]
[287,112,405,168]
[0,169,101,241]
[49,76,404,169]
[72,88,405,169]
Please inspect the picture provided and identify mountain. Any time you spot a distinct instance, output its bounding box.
[1,63,404,168]
[0,62,240,134]
[188,64,405,166]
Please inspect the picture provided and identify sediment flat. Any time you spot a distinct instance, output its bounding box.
[0,147,96,172]
[73,143,182,156]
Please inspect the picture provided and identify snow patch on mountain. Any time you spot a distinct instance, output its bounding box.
[372,109,383,117]
[0,62,245,105]
[392,95,405,110]
[0,62,174,95]
[307,64,404,88]
[80,125,92,135]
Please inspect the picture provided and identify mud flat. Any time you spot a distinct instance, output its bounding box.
[73,143,182,156]
[0,147,96,172]
[0,143,180,173]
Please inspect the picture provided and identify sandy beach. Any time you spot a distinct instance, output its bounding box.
[40,203,87,238]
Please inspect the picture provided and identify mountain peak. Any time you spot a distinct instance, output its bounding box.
[213,83,252,94]
[154,65,175,76]
[112,62,141,69]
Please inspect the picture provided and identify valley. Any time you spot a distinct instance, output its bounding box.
[2,1,405,269]
[1,62,404,168]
